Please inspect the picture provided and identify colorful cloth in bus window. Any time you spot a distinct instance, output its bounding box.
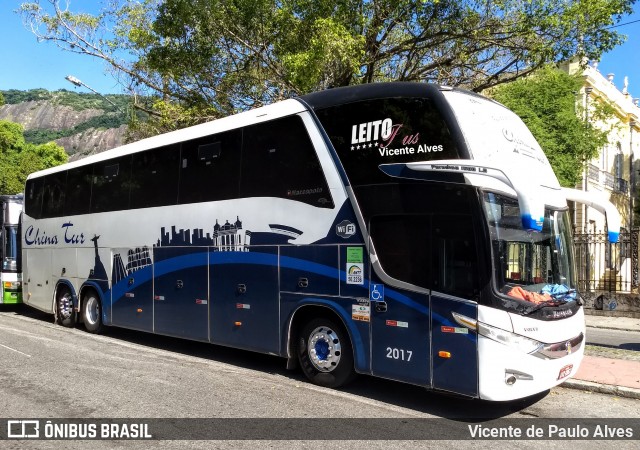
[507,286,553,304]
[541,284,576,301]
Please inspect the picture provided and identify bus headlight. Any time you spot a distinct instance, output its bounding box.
[477,322,544,355]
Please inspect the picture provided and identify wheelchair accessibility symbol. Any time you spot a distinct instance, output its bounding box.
[370,284,384,302]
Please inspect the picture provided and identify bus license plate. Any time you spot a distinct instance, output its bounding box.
[557,364,573,380]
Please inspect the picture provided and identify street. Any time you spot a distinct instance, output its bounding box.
[1,305,639,449]
[586,327,640,351]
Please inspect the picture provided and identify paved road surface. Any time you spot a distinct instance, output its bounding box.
[1,306,639,449]
[586,327,640,351]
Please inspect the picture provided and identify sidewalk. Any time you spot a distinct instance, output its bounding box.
[561,314,640,399]
[584,314,640,332]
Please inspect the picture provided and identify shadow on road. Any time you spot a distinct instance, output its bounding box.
[8,303,548,421]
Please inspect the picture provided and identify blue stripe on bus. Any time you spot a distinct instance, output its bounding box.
[107,251,474,343]
[110,251,429,313]
[279,255,341,279]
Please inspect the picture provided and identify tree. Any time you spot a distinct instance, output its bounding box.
[0,120,68,194]
[489,66,613,187]
[20,0,635,134]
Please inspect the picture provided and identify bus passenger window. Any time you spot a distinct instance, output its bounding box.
[369,215,432,289]
[25,177,44,219]
[314,97,459,187]
[240,115,333,208]
[130,144,180,209]
[41,171,67,218]
[64,165,93,216]
[91,155,132,213]
[178,129,242,204]
[432,216,479,299]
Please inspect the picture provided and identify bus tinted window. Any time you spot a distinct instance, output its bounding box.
[240,115,333,208]
[361,183,481,297]
[178,129,242,204]
[25,178,44,219]
[314,97,460,186]
[42,171,67,218]
[91,155,133,213]
[130,144,180,209]
[432,215,479,298]
[370,215,432,288]
[65,165,93,216]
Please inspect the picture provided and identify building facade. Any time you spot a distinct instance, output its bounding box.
[560,59,640,296]
[561,59,640,231]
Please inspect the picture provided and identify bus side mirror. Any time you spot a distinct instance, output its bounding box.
[562,188,620,243]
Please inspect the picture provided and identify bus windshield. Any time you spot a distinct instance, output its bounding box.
[483,192,576,306]
[3,225,20,272]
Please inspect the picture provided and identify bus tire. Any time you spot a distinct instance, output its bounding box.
[56,286,76,328]
[82,290,103,334]
[297,317,356,388]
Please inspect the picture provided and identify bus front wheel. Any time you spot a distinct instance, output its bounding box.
[297,318,356,388]
[82,290,103,334]
[56,287,77,328]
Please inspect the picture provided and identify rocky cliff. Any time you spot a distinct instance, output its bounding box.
[0,90,128,160]
[58,125,128,161]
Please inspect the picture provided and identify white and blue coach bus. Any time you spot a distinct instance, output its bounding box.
[21,83,619,401]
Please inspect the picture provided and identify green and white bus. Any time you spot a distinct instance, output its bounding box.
[1,194,23,304]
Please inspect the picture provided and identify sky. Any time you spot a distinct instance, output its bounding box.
[0,2,123,95]
[0,1,639,97]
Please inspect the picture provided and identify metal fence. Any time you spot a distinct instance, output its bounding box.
[573,228,639,293]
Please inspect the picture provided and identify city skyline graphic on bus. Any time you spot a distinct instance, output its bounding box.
[157,216,251,251]
[111,216,304,284]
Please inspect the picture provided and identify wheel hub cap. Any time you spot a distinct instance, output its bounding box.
[87,298,99,324]
[59,294,73,319]
[308,326,342,372]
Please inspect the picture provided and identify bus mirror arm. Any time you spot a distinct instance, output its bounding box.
[379,160,545,232]
[561,187,621,243]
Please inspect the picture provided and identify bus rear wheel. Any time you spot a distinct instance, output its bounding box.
[82,290,103,334]
[297,318,356,388]
[56,287,76,327]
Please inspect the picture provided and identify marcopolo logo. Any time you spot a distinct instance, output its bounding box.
[336,220,356,239]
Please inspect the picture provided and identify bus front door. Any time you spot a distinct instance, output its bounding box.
[367,212,480,395]
[369,283,431,386]
[430,294,478,397]
[428,215,479,397]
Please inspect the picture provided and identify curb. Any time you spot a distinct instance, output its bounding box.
[584,310,640,319]
[587,324,640,333]
[562,379,640,400]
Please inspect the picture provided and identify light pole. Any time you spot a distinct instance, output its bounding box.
[65,75,121,112]
[583,87,593,231]
[631,119,637,229]
[584,86,593,291]
[631,119,639,291]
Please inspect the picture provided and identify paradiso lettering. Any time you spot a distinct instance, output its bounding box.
[350,118,443,157]
[25,222,87,246]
